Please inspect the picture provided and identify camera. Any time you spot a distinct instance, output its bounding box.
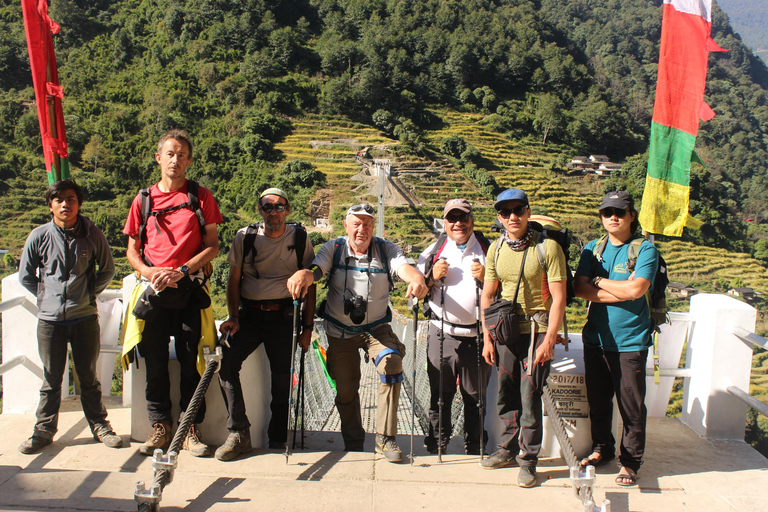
[344,294,367,324]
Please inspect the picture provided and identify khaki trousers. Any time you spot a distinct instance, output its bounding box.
[327,324,406,448]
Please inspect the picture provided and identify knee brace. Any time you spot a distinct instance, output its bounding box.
[375,348,403,384]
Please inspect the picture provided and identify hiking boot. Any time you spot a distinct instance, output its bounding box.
[480,449,518,469]
[182,424,210,457]
[19,435,52,454]
[93,424,123,448]
[215,430,252,461]
[517,466,537,488]
[139,421,172,456]
[344,442,365,452]
[375,434,403,463]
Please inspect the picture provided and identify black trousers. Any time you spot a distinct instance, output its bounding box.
[138,303,205,425]
[495,332,550,468]
[218,306,294,443]
[583,345,648,472]
[34,315,109,438]
[425,323,490,450]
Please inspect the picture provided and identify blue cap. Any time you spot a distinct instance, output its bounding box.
[494,189,529,210]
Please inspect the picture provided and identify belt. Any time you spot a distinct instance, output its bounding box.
[251,303,283,311]
[241,298,292,311]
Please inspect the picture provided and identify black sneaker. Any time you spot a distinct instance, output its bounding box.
[375,434,403,463]
[19,435,52,454]
[479,449,518,469]
[517,466,537,487]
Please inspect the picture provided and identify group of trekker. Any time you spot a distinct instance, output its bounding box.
[18,129,659,489]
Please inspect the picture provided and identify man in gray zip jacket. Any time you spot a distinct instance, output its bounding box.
[18,179,121,454]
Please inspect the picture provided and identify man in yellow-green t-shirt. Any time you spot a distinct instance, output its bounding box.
[479,188,567,488]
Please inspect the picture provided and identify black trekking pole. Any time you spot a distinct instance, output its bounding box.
[473,257,485,461]
[438,257,447,464]
[291,348,306,450]
[408,296,419,466]
[285,297,302,464]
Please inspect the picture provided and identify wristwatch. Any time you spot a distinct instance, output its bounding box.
[592,276,603,287]
[179,264,190,276]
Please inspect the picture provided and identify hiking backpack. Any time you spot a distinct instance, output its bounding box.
[138,179,206,248]
[324,236,394,291]
[423,230,491,318]
[591,234,670,333]
[493,215,576,305]
[240,222,307,278]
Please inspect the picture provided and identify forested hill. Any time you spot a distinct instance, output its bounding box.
[1,0,768,265]
[718,0,768,64]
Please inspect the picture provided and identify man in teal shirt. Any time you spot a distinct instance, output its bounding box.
[574,191,658,488]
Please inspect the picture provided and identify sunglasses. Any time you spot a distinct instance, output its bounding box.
[349,204,375,214]
[260,203,288,213]
[497,205,528,218]
[445,212,470,223]
[600,207,627,218]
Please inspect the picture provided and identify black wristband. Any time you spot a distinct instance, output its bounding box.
[311,265,324,282]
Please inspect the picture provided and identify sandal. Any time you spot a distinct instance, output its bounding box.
[615,467,638,487]
[579,452,615,468]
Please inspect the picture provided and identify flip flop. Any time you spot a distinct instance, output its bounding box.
[579,453,615,468]
[615,468,638,487]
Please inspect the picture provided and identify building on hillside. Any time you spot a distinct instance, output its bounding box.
[595,162,623,175]
[667,282,698,298]
[568,155,622,175]
[728,287,755,301]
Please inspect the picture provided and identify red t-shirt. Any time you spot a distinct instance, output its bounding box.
[123,181,223,268]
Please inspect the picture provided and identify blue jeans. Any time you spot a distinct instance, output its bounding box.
[34,315,109,438]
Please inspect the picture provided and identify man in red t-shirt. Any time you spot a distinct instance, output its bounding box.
[123,129,223,457]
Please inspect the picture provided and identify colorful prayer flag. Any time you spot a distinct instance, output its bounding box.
[21,0,70,184]
[639,0,727,236]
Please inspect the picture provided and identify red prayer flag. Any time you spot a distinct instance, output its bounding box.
[21,0,70,184]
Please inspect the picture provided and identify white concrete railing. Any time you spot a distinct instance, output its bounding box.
[1,273,124,414]
[2,271,761,445]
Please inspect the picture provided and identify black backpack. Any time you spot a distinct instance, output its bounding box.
[591,234,670,332]
[138,179,206,248]
[240,222,308,278]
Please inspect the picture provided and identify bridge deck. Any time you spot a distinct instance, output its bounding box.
[0,397,765,512]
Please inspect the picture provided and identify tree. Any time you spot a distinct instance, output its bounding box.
[532,93,565,144]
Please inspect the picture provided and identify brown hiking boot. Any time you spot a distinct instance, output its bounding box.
[139,421,172,456]
[214,430,252,461]
[182,424,210,457]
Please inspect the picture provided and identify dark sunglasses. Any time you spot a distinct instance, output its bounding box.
[260,203,288,213]
[600,207,627,218]
[497,205,528,218]
[349,204,375,214]
[445,212,470,223]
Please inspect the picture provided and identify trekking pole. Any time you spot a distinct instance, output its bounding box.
[472,257,485,461]
[292,349,305,451]
[285,297,302,464]
[438,256,447,463]
[408,296,419,466]
[300,348,306,449]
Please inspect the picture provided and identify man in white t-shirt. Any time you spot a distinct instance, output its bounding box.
[418,199,490,455]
